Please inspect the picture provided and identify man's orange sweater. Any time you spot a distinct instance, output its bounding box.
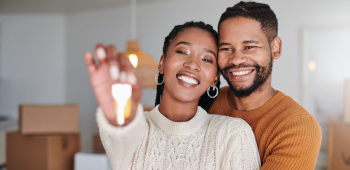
[209,86,322,170]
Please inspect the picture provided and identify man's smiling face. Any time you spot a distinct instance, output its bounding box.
[218,17,273,98]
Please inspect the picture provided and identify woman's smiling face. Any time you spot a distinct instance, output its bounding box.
[159,27,218,103]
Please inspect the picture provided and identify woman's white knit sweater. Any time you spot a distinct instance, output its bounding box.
[96,104,261,170]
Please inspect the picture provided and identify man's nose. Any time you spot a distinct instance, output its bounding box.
[228,51,248,66]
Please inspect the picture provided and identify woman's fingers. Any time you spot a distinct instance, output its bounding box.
[106,45,120,80]
[118,53,137,82]
[117,53,142,101]
[106,45,118,61]
[91,43,138,86]
[95,43,107,65]
[109,65,120,80]
[84,52,97,74]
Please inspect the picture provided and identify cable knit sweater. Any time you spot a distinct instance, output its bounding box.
[96,104,261,170]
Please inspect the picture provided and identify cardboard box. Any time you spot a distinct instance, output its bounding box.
[93,133,105,152]
[143,106,154,112]
[328,122,350,170]
[6,131,80,170]
[19,105,79,135]
[0,120,17,166]
[74,152,111,170]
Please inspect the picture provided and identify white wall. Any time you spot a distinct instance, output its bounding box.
[66,0,350,150]
[0,15,66,118]
[1,0,349,150]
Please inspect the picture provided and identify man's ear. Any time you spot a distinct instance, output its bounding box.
[211,72,220,87]
[158,55,165,73]
[271,36,282,60]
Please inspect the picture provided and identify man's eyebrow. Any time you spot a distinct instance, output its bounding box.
[175,41,192,47]
[204,48,217,58]
[218,42,231,47]
[243,40,259,44]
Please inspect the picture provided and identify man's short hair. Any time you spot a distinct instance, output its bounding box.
[218,1,278,43]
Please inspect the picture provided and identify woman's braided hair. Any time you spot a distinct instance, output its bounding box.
[155,21,221,112]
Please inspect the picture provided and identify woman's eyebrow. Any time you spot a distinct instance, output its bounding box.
[204,48,217,58]
[175,41,192,47]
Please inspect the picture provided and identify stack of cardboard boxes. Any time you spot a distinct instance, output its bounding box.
[92,133,105,153]
[0,119,17,166]
[6,105,80,170]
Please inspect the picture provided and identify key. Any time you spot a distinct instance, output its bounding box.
[112,83,132,125]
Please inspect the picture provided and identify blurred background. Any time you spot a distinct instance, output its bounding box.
[0,0,350,169]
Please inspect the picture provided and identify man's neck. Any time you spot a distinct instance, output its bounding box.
[227,82,277,111]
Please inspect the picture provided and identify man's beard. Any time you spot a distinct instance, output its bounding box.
[220,58,273,98]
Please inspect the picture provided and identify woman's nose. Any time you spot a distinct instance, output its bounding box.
[183,57,201,71]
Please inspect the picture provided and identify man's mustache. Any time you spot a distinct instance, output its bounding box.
[222,63,260,73]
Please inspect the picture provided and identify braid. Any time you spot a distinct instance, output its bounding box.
[155,21,220,112]
[155,73,164,106]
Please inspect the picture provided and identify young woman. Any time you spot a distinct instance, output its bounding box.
[84,21,260,170]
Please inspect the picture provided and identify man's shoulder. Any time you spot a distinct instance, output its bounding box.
[274,92,313,119]
[271,92,320,132]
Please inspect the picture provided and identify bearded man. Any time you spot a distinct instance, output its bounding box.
[209,1,322,169]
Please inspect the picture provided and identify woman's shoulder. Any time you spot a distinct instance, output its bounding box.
[143,111,152,123]
[207,114,257,150]
[208,114,252,134]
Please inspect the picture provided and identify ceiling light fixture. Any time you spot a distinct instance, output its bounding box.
[123,0,158,88]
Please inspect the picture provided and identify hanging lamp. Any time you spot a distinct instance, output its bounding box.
[123,0,158,88]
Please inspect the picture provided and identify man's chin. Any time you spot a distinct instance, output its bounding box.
[229,85,257,98]
[229,82,254,90]
[226,79,261,98]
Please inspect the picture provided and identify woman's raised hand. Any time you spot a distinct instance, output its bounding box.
[84,43,142,126]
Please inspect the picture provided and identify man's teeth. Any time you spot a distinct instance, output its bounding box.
[232,70,251,76]
[178,76,198,85]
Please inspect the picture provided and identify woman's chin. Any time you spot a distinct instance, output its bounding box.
[163,86,205,104]
[173,93,201,103]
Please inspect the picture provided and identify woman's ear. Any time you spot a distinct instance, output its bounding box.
[211,72,220,87]
[158,55,165,73]
[271,37,282,60]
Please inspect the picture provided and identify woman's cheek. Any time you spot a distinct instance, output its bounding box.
[203,65,218,85]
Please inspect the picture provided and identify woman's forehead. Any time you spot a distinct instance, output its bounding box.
[171,28,217,48]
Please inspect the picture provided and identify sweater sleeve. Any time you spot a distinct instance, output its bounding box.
[220,120,261,170]
[260,115,322,170]
[96,104,149,170]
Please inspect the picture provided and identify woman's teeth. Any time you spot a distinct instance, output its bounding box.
[231,70,251,76]
[178,75,199,85]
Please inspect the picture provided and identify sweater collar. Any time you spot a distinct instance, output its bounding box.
[149,105,209,135]
[222,86,286,119]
